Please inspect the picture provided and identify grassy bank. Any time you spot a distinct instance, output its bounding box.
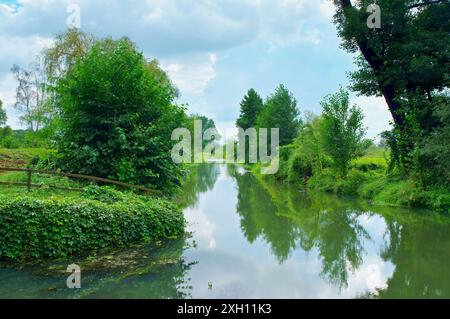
[251,147,450,213]
[0,148,55,167]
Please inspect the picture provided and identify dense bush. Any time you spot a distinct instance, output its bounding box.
[0,190,185,261]
[56,37,186,192]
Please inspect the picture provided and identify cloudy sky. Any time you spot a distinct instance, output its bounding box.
[0,0,392,139]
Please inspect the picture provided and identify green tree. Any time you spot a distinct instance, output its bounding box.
[320,88,366,177]
[0,98,6,127]
[187,114,221,149]
[236,89,264,130]
[333,0,450,173]
[43,28,96,84]
[56,37,186,191]
[236,89,264,164]
[288,113,328,183]
[257,85,301,146]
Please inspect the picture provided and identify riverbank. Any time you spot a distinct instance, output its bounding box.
[249,148,450,213]
[0,148,186,262]
[0,185,185,261]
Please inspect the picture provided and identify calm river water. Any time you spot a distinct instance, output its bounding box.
[1,164,450,298]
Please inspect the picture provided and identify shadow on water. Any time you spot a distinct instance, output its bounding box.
[1,164,450,298]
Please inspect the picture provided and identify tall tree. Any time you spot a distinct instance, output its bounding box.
[257,85,301,146]
[11,57,52,132]
[320,88,366,177]
[236,88,264,130]
[236,89,264,163]
[333,0,450,171]
[0,98,7,127]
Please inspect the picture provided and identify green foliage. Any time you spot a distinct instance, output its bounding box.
[307,168,373,195]
[81,185,134,204]
[56,37,186,192]
[320,87,366,177]
[333,0,450,182]
[43,28,96,84]
[257,84,301,146]
[186,114,220,149]
[418,96,450,187]
[236,88,264,130]
[306,168,449,212]
[0,190,185,261]
[351,157,387,172]
[373,180,450,212]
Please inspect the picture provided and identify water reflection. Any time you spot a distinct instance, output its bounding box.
[234,171,372,288]
[1,164,450,298]
[230,168,450,297]
[176,164,221,208]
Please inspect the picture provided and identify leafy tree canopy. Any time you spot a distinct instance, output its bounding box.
[320,87,366,177]
[257,84,301,146]
[236,88,264,130]
[56,37,186,191]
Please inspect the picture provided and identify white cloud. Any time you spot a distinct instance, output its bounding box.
[0,73,21,128]
[161,53,217,95]
[352,95,393,140]
[257,0,334,47]
[0,34,52,129]
[0,0,334,55]
[319,0,336,20]
[0,34,53,68]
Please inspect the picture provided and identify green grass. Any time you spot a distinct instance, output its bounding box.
[0,148,56,167]
[0,170,87,198]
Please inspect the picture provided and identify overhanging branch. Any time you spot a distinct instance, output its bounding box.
[407,0,449,10]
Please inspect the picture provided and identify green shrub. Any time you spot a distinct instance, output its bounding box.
[0,194,185,261]
[81,185,129,203]
[56,38,185,192]
[358,175,388,199]
[288,151,313,184]
[306,169,336,193]
[374,180,450,212]
[307,168,375,195]
[275,145,296,180]
[334,169,368,195]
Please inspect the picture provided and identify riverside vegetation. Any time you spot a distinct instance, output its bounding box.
[0,29,223,261]
[235,1,450,213]
[0,1,449,264]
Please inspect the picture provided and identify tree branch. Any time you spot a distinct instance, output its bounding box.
[407,0,449,10]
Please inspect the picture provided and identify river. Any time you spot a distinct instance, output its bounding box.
[1,164,450,298]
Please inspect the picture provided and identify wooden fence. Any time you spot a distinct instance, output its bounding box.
[0,167,162,195]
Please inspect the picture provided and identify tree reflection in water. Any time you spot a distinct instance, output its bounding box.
[232,168,450,295]
[177,164,221,209]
